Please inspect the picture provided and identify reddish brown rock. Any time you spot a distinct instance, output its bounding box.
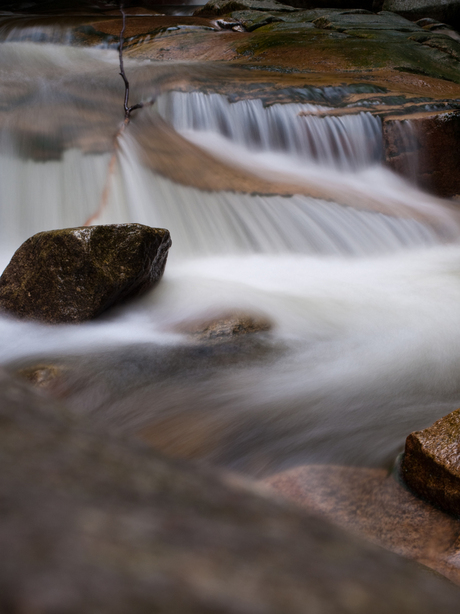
[265,464,460,584]
[383,111,460,197]
[401,407,460,517]
[0,224,171,324]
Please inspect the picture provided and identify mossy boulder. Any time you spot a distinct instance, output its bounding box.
[0,224,171,323]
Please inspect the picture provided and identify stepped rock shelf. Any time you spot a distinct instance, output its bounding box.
[3,1,460,197]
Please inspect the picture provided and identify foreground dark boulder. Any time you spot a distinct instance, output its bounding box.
[0,224,171,323]
[1,369,460,613]
[401,407,460,517]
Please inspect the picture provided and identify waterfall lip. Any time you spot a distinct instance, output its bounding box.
[155,90,384,172]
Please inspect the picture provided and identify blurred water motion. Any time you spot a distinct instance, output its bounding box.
[2,25,460,476]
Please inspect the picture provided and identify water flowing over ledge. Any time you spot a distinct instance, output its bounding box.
[1,40,460,477]
[156,90,384,171]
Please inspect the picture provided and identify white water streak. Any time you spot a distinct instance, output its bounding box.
[0,149,112,252]
[116,132,439,258]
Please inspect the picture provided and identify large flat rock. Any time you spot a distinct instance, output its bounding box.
[265,464,460,584]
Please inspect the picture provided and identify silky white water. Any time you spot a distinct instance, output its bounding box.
[156,91,384,170]
[1,41,460,472]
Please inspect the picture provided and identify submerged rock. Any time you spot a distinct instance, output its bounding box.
[18,364,66,392]
[177,312,272,341]
[0,224,171,324]
[2,368,460,613]
[401,407,460,517]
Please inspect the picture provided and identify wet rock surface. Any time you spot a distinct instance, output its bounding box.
[194,0,299,17]
[177,312,273,341]
[266,464,460,584]
[2,369,460,613]
[4,5,460,195]
[383,0,460,30]
[0,224,171,323]
[401,407,460,517]
[8,332,285,468]
[383,111,460,196]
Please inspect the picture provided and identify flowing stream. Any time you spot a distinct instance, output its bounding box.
[2,31,460,475]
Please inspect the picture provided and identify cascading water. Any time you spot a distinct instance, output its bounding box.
[156,90,384,170]
[2,33,460,476]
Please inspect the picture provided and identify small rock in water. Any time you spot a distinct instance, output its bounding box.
[0,224,171,323]
[177,312,272,340]
[401,407,460,517]
[18,364,65,391]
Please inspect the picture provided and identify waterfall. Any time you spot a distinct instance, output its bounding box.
[115,131,439,258]
[156,91,384,171]
[0,17,77,45]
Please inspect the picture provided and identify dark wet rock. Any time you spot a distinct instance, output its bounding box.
[266,464,460,584]
[0,224,171,324]
[275,0,379,9]
[383,0,460,30]
[313,10,420,31]
[401,407,460,517]
[2,369,460,613]
[383,111,460,197]
[229,9,284,30]
[194,0,299,17]
[415,18,460,42]
[81,15,219,40]
[408,30,460,60]
[139,410,228,460]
